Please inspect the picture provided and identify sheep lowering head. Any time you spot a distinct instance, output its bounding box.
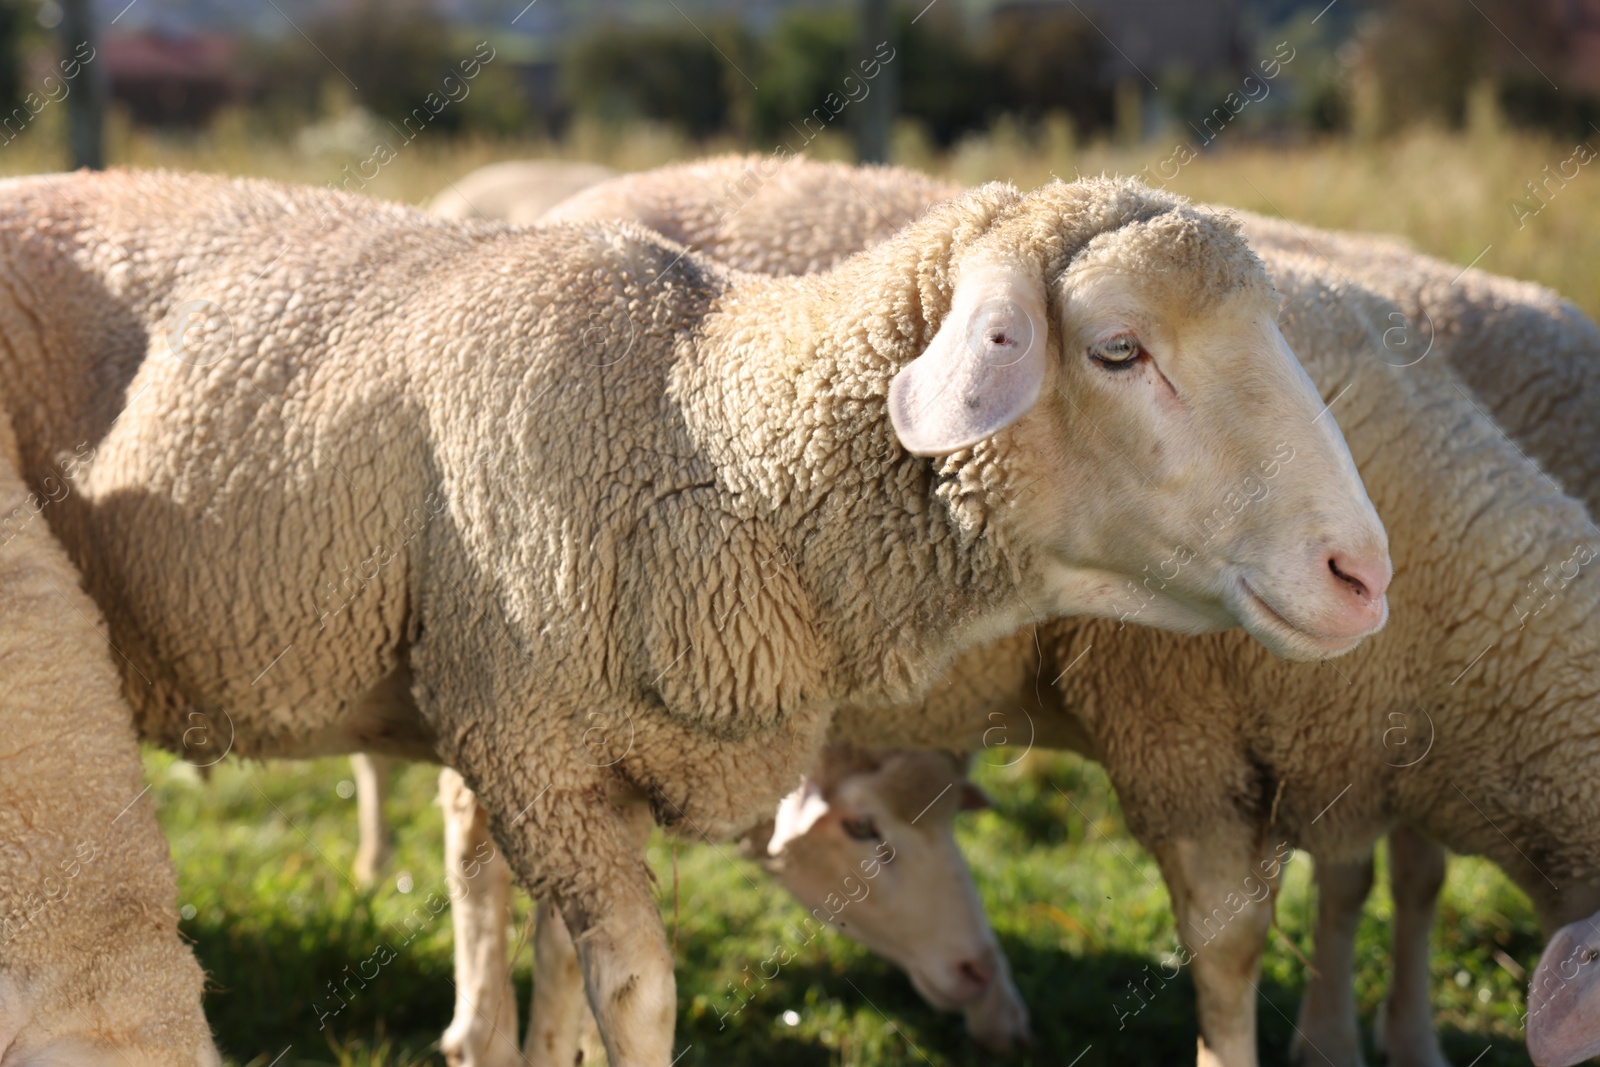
[756,747,1024,1041]
[448,746,1032,1067]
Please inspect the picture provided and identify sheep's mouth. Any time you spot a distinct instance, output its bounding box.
[1237,578,1364,658]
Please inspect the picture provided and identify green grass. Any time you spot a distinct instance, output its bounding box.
[149,747,1540,1066]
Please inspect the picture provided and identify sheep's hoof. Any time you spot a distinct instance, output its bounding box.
[1288,1024,1366,1067]
[439,1015,522,1067]
[1373,995,1450,1067]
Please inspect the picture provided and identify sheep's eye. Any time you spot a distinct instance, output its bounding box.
[841,815,880,841]
[1090,336,1143,370]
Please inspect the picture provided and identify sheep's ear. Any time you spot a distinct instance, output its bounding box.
[889,263,1049,456]
[768,778,830,856]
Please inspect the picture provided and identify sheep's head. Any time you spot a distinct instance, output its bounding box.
[757,747,1029,1050]
[1528,911,1600,1066]
[889,178,1390,661]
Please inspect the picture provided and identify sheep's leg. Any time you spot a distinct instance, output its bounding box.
[1374,827,1449,1067]
[1291,849,1374,1067]
[524,897,593,1067]
[542,792,670,1067]
[438,768,521,1067]
[351,753,393,888]
[525,789,653,1066]
[1156,834,1276,1067]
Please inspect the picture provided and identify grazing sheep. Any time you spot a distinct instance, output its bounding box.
[438,746,1028,1067]
[0,412,217,1066]
[426,160,619,224]
[0,169,1389,1064]
[552,154,1600,1066]
[1527,917,1600,1066]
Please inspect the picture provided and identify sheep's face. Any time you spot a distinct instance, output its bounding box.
[890,201,1391,661]
[1528,911,1600,1066]
[764,753,1016,1027]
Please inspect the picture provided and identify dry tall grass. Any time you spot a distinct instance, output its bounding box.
[2,107,1592,317]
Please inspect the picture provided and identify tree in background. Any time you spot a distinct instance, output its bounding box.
[0,0,23,124]
[587,3,1115,152]
[564,20,753,141]
[979,5,1108,135]
[1354,0,1587,136]
[751,7,854,144]
[251,0,526,136]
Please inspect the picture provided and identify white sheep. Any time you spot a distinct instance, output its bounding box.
[545,154,1600,1066]
[436,746,1027,1067]
[835,256,1600,1067]
[543,155,961,276]
[0,168,1388,1063]
[403,159,1028,1065]
[355,712,1028,1061]
[1235,210,1600,1067]
[0,411,217,1065]
[425,160,619,224]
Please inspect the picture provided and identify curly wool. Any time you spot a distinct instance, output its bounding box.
[0,167,1252,918]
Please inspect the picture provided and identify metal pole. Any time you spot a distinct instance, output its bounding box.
[856,0,896,163]
[60,0,104,169]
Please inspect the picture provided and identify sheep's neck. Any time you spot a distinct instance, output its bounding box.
[680,262,1035,709]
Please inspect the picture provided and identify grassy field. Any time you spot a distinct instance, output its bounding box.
[149,743,1540,1067]
[55,115,1586,1064]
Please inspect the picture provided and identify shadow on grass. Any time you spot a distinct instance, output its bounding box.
[195,913,1534,1067]
[191,902,457,1065]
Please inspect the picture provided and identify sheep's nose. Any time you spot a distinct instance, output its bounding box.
[1328,551,1390,602]
[1324,551,1391,630]
[955,954,995,992]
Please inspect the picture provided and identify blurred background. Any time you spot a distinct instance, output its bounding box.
[16,0,1585,1063]
[7,0,1600,310]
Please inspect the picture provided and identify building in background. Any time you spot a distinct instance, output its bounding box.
[102,30,246,126]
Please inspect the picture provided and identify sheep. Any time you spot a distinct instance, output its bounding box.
[543,155,962,276]
[437,745,1028,1067]
[350,752,393,886]
[356,681,1028,1062]
[425,160,619,224]
[0,168,1389,1063]
[412,157,1027,1065]
[831,253,1600,1067]
[548,154,1600,1065]
[1232,211,1600,1067]
[0,410,217,1065]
